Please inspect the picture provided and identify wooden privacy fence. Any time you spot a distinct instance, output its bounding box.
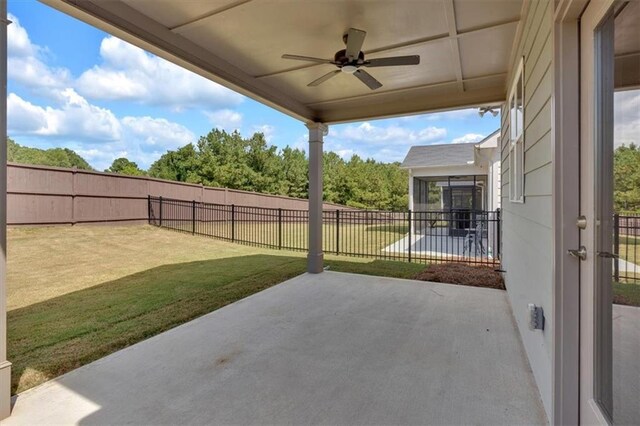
[6,163,346,226]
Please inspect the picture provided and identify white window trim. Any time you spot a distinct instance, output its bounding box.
[508,57,525,203]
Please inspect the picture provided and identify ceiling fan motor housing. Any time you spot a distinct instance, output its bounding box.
[334,49,365,66]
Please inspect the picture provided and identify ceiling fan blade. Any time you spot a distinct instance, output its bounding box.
[364,55,421,67]
[345,28,367,60]
[354,69,382,90]
[308,70,341,87]
[282,54,333,64]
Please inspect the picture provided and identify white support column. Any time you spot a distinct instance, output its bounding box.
[0,0,11,419]
[408,170,414,211]
[407,171,414,236]
[306,122,327,274]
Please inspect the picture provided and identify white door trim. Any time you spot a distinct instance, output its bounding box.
[579,0,615,423]
[552,1,585,424]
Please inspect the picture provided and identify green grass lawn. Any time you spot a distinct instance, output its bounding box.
[7,225,637,396]
[164,219,409,257]
[613,282,640,306]
[7,225,421,394]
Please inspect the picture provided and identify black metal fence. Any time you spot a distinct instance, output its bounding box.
[148,196,640,279]
[614,213,640,283]
[149,196,502,266]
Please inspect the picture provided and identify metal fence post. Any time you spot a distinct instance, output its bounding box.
[613,213,619,282]
[336,210,340,255]
[231,204,235,242]
[159,196,163,227]
[147,195,151,225]
[408,209,412,263]
[278,208,282,250]
[496,208,501,259]
[192,200,196,235]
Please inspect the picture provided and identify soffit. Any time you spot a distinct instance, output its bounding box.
[42,0,523,123]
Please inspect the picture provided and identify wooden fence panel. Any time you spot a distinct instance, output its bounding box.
[6,163,349,226]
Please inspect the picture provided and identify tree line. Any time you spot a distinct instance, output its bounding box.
[8,138,92,170]
[143,129,409,210]
[7,134,640,212]
[613,143,640,213]
[7,131,409,211]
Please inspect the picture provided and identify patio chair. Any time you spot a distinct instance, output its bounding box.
[463,214,486,256]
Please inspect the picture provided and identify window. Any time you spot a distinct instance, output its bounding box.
[508,57,525,203]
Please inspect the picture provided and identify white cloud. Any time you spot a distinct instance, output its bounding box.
[205,109,243,131]
[75,148,128,166]
[452,133,485,144]
[614,90,640,148]
[7,14,71,93]
[122,116,195,151]
[252,124,275,142]
[8,91,196,170]
[8,90,121,141]
[5,14,243,170]
[337,122,446,144]
[76,36,244,110]
[7,13,34,57]
[334,149,355,159]
[323,121,447,162]
[6,93,49,133]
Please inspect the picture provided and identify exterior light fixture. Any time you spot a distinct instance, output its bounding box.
[341,64,358,74]
[478,106,499,117]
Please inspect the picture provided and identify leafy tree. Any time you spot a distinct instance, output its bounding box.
[149,144,200,183]
[196,129,254,189]
[7,138,93,170]
[323,151,347,204]
[245,133,284,194]
[105,157,146,176]
[281,147,308,199]
[614,143,640,212]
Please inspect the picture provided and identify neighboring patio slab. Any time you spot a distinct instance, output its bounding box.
[613,304,640,425]
[384,233,493,259]
[4,272,547,425]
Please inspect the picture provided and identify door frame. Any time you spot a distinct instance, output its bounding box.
[579,0,616,423]
[552,1,585,424]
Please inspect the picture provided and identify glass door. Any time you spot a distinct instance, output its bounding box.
[579,1,640,423]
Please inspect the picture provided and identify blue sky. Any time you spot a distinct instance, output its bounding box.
[7,1,637,171]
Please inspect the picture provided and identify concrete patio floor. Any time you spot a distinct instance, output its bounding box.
[4,272,547,425]
[613,304,640,425]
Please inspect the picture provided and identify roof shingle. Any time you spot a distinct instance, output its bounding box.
[401,143,476,168]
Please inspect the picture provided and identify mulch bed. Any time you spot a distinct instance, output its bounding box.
[414,263,505,290]
[613,294,632,305]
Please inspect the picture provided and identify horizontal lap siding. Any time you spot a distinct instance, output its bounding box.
[501,0,554,420]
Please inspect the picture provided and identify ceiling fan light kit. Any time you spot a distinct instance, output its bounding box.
[282,28,421,90]
[341,64,358,74]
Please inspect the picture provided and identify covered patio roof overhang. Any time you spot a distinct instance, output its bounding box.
[39,0,522,124]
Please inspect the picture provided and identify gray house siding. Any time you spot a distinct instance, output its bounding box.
[501,0,554,419]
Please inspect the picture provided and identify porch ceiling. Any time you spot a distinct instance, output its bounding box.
[40,0,523,123]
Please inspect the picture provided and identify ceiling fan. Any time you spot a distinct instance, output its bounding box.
[281,28,420,90]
